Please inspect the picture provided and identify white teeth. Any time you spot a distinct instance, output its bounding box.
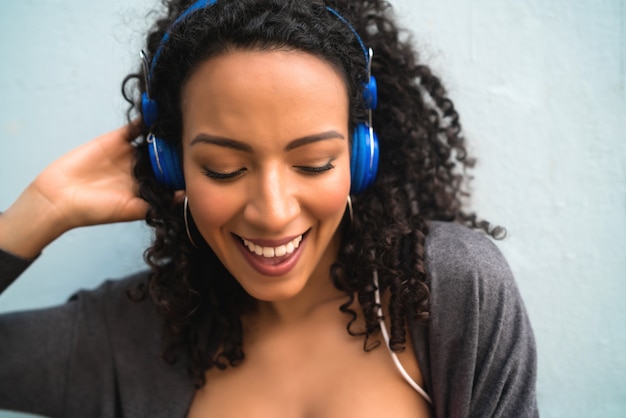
[242,235,303,258]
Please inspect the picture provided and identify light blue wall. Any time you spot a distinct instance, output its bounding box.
[1,1,624,417]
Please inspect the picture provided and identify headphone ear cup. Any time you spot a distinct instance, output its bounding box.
[350,123,379,194]
[147,135,186,190]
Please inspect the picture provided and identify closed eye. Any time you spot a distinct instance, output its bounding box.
[294,161,335,174]
[202,167,246,180]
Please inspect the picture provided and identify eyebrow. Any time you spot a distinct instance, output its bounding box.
[190,134,253,152]
[189,130,345,152]
[284,130,345,151]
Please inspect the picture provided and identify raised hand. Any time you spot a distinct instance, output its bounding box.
[0,123,150,258]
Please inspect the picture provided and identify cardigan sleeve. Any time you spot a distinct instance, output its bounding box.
[0,248,119,417]
[419,222,538,418]
[0,249,194,418]
[0,248,35,293]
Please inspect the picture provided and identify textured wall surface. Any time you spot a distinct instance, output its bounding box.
[1,1,624,417]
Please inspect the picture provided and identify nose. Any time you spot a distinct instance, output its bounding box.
[243,165,300,233]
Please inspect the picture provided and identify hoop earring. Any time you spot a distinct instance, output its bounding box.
[184,196,199,248]
[346,195,354,225]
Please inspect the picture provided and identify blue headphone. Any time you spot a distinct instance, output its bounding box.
[141,0,379,194]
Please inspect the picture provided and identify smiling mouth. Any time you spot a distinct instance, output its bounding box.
[242,235,303,258]
[232,230,310,272]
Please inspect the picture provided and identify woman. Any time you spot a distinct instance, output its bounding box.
[0,0,538,416]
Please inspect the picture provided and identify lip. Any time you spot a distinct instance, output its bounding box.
[232,231,309,277]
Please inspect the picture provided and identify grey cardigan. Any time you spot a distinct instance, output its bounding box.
[0,222,538,417]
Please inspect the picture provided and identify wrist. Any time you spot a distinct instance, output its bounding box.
[0,186,72,258]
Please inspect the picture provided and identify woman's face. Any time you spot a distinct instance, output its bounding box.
[181,49,351,302]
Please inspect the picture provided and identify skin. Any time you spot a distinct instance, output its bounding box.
[182,50,432,417]
[0,49,431,417]
[181,49,351,320]
[0,123,146,259]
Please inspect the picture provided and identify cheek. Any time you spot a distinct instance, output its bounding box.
[186,183,241,233]
[307,168,351,221]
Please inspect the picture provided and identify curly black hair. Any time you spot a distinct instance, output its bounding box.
[122,0,501,388]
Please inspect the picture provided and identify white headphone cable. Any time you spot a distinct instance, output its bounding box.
[373,266,433,404]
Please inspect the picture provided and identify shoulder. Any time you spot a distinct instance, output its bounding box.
[424,221,517,309]
[425,221,511,279]
[69,270,150,300]
[67,271,189,400]
[422,222,538,416]
[423,221,528,346]
[68,270,158,330]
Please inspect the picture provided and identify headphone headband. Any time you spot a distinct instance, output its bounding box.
[147,0,217,87]
[142,0,379,194]
[143,1,371,100]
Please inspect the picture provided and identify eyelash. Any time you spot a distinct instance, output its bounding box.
[202,161,335,181]
[295,161,335,174]
[202,168,246,180]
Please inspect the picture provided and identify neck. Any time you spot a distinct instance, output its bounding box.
[257,279,346,325]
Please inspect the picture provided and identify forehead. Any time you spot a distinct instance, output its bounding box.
[180,49,350,144]
[181,48,348,110]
